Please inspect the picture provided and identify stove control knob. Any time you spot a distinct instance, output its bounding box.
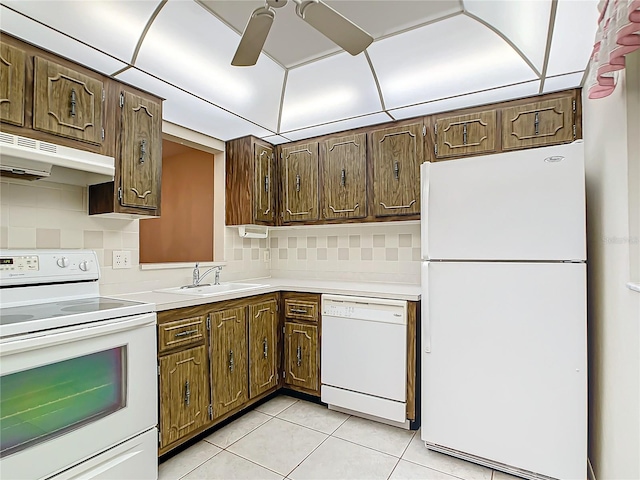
[79,260,90,272]
[56,257,70,268]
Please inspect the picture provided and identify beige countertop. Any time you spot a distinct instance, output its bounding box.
[110,277,421,312]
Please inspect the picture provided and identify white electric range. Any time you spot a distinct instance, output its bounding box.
[0,250,158,480]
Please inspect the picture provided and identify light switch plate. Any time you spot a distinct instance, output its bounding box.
[113,251,132,269]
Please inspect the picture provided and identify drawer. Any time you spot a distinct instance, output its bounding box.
[158,316,206,354]
[284,298,318,322]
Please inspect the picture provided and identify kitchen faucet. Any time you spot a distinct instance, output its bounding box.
[188,263,223,287]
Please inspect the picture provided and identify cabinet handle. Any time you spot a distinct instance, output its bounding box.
[229,349,234,372]
[265,175,269,193]
[290,308,308,314]
[70,88,77,117]
[534,111,539,135]
[263,337,268,358]
[341,168,346,187]
[139,139,147,164]
[379,200,417,210]
[329,203,359,214]
[296,345,302,367]
[184,380,191,406]
[295,174,301,192]
[463,122,468,145]
[393,161,400,180]
[174,329,198,338]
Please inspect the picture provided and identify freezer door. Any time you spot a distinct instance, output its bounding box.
[421,261,586,480]
[425,141,586,261]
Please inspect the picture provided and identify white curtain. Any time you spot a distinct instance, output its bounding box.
[587,0,640,98]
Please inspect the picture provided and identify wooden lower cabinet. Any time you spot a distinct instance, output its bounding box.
[159,345,211,449]
[248,298,279,398]
[210,306,249,418]
[284,322,319,393]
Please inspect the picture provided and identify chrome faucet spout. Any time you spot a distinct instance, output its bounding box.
[192,264,223,286]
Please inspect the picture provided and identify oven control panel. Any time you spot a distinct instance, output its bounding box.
[0,255,39,272]
[0,250,100,286]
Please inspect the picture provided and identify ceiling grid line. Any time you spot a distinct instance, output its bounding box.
[364,50,387,112]
[129,0,168,66]
[279,110,393,137]
[277,68,289,134]
[539,0,559,93]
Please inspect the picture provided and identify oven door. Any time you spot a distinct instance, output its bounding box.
[0,313,157,480]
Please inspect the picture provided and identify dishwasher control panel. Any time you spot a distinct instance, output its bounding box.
[323,304,356,318]
[321,294,407,325]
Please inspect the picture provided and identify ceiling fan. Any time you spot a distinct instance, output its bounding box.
[231,0,374,66]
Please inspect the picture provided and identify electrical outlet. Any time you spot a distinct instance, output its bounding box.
[113,251,132,269]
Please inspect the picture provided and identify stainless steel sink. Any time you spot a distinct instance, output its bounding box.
[156,283,264,297]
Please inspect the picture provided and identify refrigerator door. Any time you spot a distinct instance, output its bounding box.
[423,141,585,261]
[421,261,587,480]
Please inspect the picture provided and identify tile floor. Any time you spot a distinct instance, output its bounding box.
[159,395,521,480]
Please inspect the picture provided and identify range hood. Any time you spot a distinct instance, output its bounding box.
[0,132,115,186]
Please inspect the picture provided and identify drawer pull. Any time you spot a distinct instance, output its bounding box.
[229,349,234,372]
[139,139,147,164]
[184,380,191,406]
[70,88,76,117]
[174,329,199,338]
[296,345,302,367]
[290,308,308,314]
[263,337,268,358]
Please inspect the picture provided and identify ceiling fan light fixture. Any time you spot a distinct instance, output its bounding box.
[231,5,275,66]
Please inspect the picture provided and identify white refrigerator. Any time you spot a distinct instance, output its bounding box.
[420,141,587,480]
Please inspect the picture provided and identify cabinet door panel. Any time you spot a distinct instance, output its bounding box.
[321,133,366,220]
[211,307,248,418]
[254,143,275,222]
[502,96,574,150]
[284,322,318,392]
[248,299,279,398]
[371,123,422,216]
[282,142,319,222]
[159,346,210,448]
[435,110,496,158]
[120,90,161,210]
[33,57,104,145]
[0,42,25,126]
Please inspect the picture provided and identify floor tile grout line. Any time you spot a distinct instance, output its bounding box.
[398,430,417,457]
[273,412,352,436]
[172,443,224,480]
[222,449,291,478]
[210,414,276,450]
[399,456,483,480]
[284,430,334,478]
[327,433,410,459]
[386,456,403,480]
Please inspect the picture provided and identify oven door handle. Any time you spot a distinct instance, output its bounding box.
[0,313,156,356]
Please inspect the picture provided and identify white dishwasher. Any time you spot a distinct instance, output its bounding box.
[321,294,408,425]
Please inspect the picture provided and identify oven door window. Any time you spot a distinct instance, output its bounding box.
[0,347,126,457]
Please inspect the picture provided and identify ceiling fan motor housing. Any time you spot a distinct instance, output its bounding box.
[266,0,288,8]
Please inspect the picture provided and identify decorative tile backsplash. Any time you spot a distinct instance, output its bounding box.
[1,177,421,293]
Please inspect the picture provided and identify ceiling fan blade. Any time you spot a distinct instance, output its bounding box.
[295,0,373,56]
[231,6,275,66]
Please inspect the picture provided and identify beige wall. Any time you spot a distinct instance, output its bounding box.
[583,50,640,480]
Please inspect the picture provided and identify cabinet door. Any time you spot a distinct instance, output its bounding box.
[284,322,319,393]
[33,57,104,145]
[282,142,319,222]
[248,299,279,398]
[119,90,162,210]
[210,307,248,418]
[159,345,210,448]
[321,133,366,220]
[0,42,26,126]
[435,110,497,159]
[254,143,275,223]
[502,96,575,150]
[371,123,422,216]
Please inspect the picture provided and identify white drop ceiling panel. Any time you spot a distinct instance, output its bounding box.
[134,0,284,132]
[116,68,273,141]
[261,135,293,145]
[543,72,585,93]
[546,0,599,77]
[280,53,382,132]
[388,80,541,120]
[368,14,538,110]
[282,112,392,141]
[0,5,127,75]
[463,0,552,73]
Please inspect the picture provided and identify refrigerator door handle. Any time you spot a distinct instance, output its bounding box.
[420,162,430,260]
[422,262,431,353]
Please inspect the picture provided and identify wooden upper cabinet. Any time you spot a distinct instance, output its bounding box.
[33,57,104,145]
[0,42,26,127]
[248,298,279,399]
[210,306,248,418]
[119,90,162,211]
[370,122,423,217]
[502,95,575,150]
[159,345,210,448]
[321,133,366,220]
[281,142,319,223]
[254,143,275,223]
[434,110,497,159]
